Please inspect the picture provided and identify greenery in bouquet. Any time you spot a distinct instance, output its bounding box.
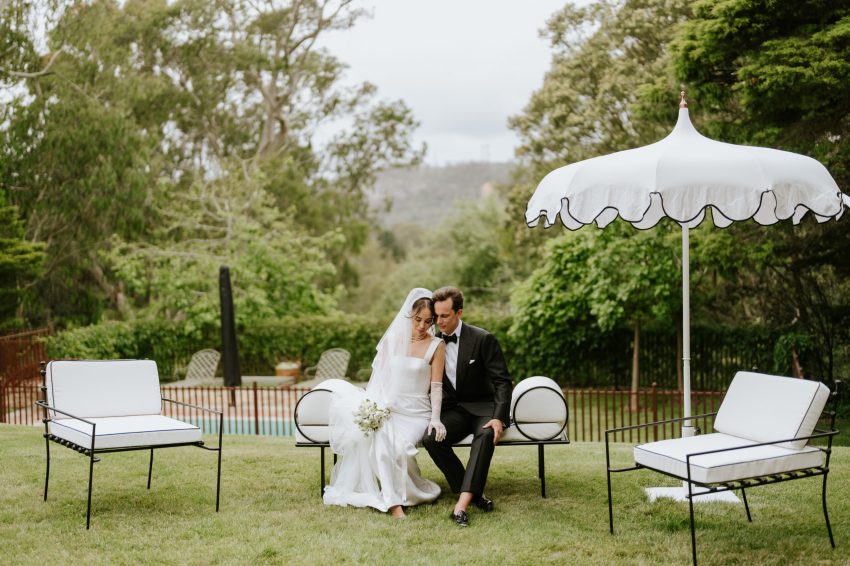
[353,399,391,436]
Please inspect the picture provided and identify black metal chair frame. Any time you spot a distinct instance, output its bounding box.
[605,385,840,566]
[37,364,224,529]
[293,385,570,498]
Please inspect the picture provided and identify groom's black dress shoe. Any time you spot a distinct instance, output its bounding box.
[473,495,494,512]
[451,510,469,527]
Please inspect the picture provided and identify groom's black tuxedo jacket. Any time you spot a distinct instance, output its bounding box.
[438,323,513,426]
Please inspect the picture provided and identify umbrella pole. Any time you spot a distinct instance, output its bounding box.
[682,225,694,438]
[645,224,737,503]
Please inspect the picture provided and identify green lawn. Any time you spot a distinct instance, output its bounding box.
[1,425,847,565]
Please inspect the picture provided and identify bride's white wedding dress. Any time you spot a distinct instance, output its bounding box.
[323,337,442,511]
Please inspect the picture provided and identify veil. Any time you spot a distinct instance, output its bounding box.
[365,287,433,405]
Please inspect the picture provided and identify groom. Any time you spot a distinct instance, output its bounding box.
[423,286,513,527]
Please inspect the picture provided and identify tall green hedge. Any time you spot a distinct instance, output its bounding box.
[47,314,829,389]
[46,315,388,381]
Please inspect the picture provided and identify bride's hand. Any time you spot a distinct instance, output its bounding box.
[428,420,447,442]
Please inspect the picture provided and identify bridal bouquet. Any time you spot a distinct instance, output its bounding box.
[353,399,391,436]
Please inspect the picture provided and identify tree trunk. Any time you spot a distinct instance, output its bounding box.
[630,319,641,412]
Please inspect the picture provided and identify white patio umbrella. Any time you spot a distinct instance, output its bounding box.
[525,95,849,500]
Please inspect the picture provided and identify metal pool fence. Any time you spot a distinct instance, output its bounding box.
[2,381,723,443]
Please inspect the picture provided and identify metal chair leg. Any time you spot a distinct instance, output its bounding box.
[86,451,95,530]
[320,446,326,497]
[538,444,546,498]
[605,434,614,534]
[741,487,752,522]
[147,449,154,490]
[822,472,835,548]
[688,472,697,566]
[44,438,51,501]
[216,414,223,512]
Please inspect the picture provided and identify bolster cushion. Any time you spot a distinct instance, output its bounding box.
[509,376,568,441]
[294,379,354,443]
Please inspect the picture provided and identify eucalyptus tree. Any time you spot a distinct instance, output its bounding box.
[670,0,850,379]
[0,0,421,325]
[504,0,690,391]
[0,192,45,329]
[504,0,692,277]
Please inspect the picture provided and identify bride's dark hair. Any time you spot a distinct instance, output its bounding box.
[409,297,435,320]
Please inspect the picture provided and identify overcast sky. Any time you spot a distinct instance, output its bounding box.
[319,0,571,165]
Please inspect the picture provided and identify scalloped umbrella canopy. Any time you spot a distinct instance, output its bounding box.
[526,107,849,230]
[525,104,849,427]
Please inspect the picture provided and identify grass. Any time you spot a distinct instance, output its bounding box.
[1,425,848,565]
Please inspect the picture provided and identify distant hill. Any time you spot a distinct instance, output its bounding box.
[370,161,514,227]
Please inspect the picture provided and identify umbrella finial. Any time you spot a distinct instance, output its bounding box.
[679,90,688,109]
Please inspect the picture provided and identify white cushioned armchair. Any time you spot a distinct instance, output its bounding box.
[605,371,839,565]
[37,360,223,529]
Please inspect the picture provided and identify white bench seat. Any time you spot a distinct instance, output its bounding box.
[50,415,202,450]
[295,375,569,497]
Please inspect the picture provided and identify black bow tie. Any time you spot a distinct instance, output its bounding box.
[442,333,457,344]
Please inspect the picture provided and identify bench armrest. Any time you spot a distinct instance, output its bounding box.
[35,400,96,429]
[161,397,222,415]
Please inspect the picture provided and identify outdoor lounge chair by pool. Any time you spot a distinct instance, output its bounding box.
[606,371,839,565]
[185,348,221,381]
[303,348,351,381]
[37,359,223,529]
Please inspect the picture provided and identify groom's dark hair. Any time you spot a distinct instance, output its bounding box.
[433,286,464,312]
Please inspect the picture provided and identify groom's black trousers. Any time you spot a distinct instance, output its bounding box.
[422,406,495,496]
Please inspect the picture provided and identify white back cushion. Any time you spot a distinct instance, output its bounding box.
[714,371,830,450]
[46,360,162,418]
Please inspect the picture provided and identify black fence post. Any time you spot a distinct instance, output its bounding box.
[652,382,658,441]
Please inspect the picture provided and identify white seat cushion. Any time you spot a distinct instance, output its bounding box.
[452,425,568,445]
[714,372,830,449]
[502,423,567,442]
[295,425,330,444]
[49,415,202,449]
[635,432,824,484]
[47,360,162,418]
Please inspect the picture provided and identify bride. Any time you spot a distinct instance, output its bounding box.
[323,288,447,518]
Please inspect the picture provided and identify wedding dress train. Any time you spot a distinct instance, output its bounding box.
[323,338,442,511]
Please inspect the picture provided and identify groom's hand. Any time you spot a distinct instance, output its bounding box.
[483,419,503,445]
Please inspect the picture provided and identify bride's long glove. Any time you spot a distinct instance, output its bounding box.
[428,381,447,442]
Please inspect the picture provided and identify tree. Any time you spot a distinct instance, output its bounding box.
[671,0,850,380]
[0,192,45,329]
[504,0,692,278]
[510,220,679,400]
[106,161,338,337]
[505,0,691,391]
[0,0,423,326]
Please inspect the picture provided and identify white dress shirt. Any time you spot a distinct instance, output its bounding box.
[444,320,462,389]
